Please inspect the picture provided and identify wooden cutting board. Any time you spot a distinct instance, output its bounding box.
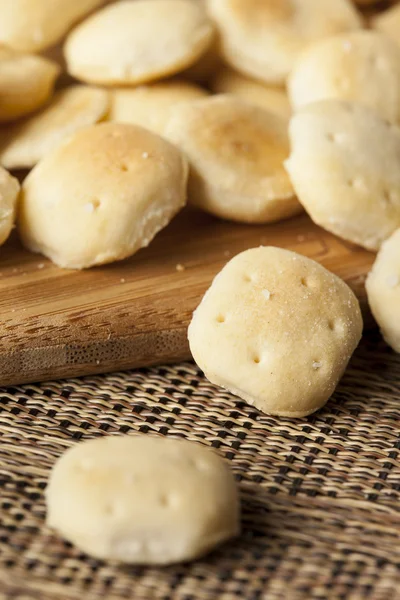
[0,208,375,386]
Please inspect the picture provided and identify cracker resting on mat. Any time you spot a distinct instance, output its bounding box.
[189,246,363,417]
[46,435,240,564]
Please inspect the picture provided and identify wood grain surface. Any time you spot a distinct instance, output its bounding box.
[0,208,375,386]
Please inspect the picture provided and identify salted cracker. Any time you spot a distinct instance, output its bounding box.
[205,0,362,85]
[64,0,214,86]
[46,435,240,564]
[19,123,188,269]
[286,100,400,251]
[188,246,363,417]
[288,31,400,124]
[166,95,300,224]
[0,85,109,170]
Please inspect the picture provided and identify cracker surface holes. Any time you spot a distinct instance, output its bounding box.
[188,246,363,417]
[46,435,240,564]
[19,123,188,269]
[287,100,400,251]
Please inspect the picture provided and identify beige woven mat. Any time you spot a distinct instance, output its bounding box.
[0,329,400,600]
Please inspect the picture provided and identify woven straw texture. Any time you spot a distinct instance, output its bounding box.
[0,329,399,600]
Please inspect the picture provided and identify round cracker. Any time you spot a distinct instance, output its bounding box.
[188,246,363,417]
[64,0,214,86]
[109,80,208,137]
[0,166,20,246]
[286,100,400,251]
[0,0,104,53]
[46,435,240,564]
[19,123,188,269]
[0,85,109,170]
[206,0,363,85]
[211,67,291,120]
[372,4,400,49]
[288,31,400,124]
[366,229,400,353]
[0,45,60,123]
[165,95,300,224]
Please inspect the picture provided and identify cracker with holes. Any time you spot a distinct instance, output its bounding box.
[188,247,363,417]
[0,85,109,170]
[288,31,400,124]
[19,122,188,269]
[205,0,362,85]
[0,0,104,52]
[64,0,214,86]
[109,80,208,137]
[166,95,300,224]
[286,100,400,251]
[366,229,400,353]
[0,45,60,124]
[211,67,291,120]
[46,435,240,564]
[0,166,20,246]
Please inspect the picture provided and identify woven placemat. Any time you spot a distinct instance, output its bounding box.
[0,329,400,600]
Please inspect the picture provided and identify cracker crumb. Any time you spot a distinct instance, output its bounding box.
[312,361,322,370]
[386,274,399,288]
[37,263,45,269]
[120,278,126,283]
[11,309,15,313]
[142,152,149,159]
[96,360,100,365]
[262,289,271,300]
[176,263,185,272]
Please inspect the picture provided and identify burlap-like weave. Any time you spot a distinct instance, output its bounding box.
[0,330,399,600]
